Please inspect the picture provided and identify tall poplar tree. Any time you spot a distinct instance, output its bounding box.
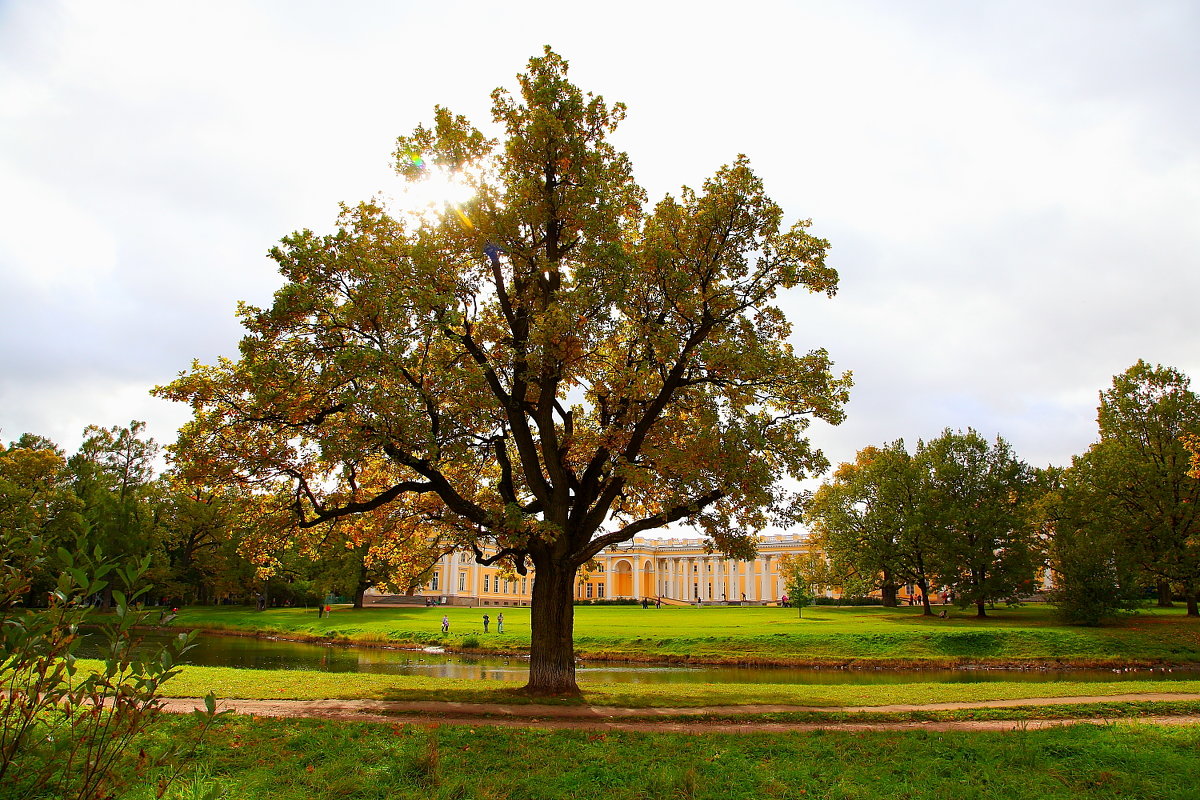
[157,49,849,695]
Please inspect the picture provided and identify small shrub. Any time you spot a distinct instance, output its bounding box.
[0,535,225,800]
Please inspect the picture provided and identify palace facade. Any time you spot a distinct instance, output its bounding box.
[395,533,817,607]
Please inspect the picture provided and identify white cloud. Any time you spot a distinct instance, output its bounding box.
[1,0,1198,491]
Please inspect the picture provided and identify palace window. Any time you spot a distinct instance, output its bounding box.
[586,583,594,598]
[597,584,605,598]
[458,572,466,591]
[484,575,490,593]
[430,573,439,591]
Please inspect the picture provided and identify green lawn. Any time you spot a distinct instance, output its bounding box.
[166,602,1200,666]
[116,604,1200,800]
[118,714,1200,800]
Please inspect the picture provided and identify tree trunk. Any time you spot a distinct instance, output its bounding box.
[1157,579,1174,607]
[351,545,370,609]
[525,557,579,696]
[880,581,899,608]
[917,577,934,616]
[1187,585,1199,618]
[975,599,987,618]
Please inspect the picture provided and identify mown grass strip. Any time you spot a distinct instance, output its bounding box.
[143,661,1200,708]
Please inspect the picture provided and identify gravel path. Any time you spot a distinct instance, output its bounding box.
[157,693,1200,733]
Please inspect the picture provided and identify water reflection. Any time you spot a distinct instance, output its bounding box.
[85,631,1197,685]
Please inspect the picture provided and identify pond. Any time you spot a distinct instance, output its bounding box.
[84,631,1196,685]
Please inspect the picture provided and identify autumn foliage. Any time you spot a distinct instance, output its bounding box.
[156,49,849,693]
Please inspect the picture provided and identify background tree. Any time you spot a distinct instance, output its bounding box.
[805,447,902,607]
[0,434,82,604]
[157,481,267,606]
[918,429,1039,618]
[781,549,851,601]
[1045,459,1144,624]
[156,49,849,695]
[778,553,815,617]
[68,422,162,608]
[1076,361,1200,615]
[291,501,445,609]
[805,440,939,614]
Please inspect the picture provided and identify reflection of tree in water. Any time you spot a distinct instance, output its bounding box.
[81,632,1196,685]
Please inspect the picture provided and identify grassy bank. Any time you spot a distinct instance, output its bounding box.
[149,662,1200,708]
[120,714,1200,800]
[166,603,1200,667]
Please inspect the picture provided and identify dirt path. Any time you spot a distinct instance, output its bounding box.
[158,693,1200,733]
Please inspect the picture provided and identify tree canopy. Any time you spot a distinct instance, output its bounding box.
[919,429,1039,618]
[807,432,1039,618]
[155,48,850,694]
[1060,361,1200,616]
[805,441,932,611]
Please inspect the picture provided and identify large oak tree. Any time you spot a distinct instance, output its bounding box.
[156,49,849,695]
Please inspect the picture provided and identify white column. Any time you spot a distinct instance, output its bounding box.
[604,555,613,600]
[759,555,771,601]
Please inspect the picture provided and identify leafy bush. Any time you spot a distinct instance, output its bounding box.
[0,535,224,800]
[814,596,883,606]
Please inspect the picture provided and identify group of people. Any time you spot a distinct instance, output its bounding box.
[440,612,504,634]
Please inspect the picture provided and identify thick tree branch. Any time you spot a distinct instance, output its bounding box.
[296,479,435,528]
[574,489,725,565]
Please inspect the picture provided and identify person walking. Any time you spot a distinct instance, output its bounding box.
[482,613,490,632]
[497,612,504,633]
[441,614,449,633]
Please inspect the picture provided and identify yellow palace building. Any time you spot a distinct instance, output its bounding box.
[387,533,815,607]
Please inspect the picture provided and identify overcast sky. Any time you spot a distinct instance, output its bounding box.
[3,0,1199,488]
